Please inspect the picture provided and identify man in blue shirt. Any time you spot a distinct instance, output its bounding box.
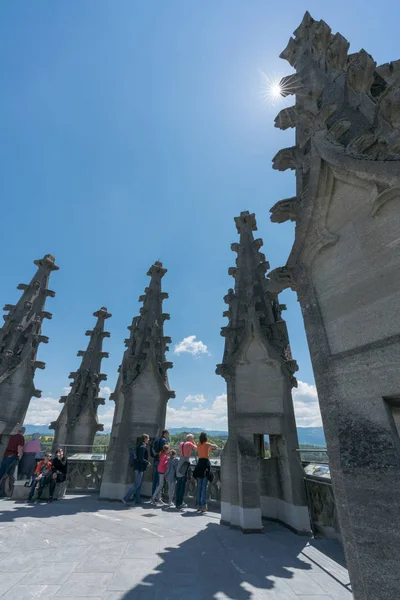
[122,434,150,505]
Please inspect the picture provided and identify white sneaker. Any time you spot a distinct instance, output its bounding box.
[181,502,188,508]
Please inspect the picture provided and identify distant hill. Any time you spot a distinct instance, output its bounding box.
[24,425,53,435]
[23,424,325,447]
[297,427,326,446]
[169,427,228,437]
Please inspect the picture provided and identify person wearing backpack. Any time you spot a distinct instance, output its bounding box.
[122,434,150,505]
[150,429,169,496]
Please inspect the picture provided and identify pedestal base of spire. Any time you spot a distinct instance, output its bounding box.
[260,496,311,534]
[99,480,153,501]
[221,502,263,533]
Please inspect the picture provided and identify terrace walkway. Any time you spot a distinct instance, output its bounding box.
[0,495,352,600]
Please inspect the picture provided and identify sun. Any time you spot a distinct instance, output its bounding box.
[270,82,282,99]
[259,71,284,106]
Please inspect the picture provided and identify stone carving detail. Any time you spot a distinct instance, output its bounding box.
[66,458,105,492]
[0,255,58,455]
[269,197,298,223]
[50,307,111,452]
[274,11,400,164]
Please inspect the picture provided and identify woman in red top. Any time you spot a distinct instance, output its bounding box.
[150,444,169,505]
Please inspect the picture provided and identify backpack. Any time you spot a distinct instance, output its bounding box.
[178,459,192,479]
[150,437,162,459]
[129,448,138,469]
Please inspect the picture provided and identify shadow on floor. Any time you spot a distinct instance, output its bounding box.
[0,495,351,599]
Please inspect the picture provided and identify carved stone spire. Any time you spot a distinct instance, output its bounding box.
[216,212,307,534]
[50,307,111,452]
[217,211,297,385]
[100,261,174,500]
[0,254,58,454]
[272,13,400,599]
[120,261,174,396]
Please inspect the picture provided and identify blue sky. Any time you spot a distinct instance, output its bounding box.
[1,1,398,430]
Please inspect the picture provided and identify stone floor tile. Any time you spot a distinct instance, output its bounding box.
[107,591,156,600]
[0,572,26,597]
[308,572,353,598]
[56,572,114,597]
[0,584,61,600]
[293,596,333,600]
[75,553,122,572]
[123,538,161,558]
[0,549,53,573]
[108,558,161,591]
[284,569,327,595]
[237,575,299,599]
[43,544,90,562]
[20,563,78,585]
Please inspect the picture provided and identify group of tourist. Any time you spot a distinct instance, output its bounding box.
[0,426,68,503]
[122,430,219,512]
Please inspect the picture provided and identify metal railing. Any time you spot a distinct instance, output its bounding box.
[297,447,329,465]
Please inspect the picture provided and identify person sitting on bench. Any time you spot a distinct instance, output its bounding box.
[47,448,68,503]
[27,453,52,502]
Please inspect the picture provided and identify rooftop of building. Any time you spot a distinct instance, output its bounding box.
[0,494,352,599]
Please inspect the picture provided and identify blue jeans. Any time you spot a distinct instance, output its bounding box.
[152,461,159,495]
[175,476,187,507]
[124,471,144,503]
[197,476,208,507]
[28,475,47,500]
[0,456,18,481]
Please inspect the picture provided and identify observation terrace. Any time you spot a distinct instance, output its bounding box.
[0,494,352,600]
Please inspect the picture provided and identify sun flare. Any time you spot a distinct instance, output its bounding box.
[259,71,285,106]
[270,82,282,98]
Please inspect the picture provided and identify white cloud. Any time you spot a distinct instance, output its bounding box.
[293,381,322,427]
[23,380,321,432]
[24,396,61,426]
[167,393,227,430]
[166,381,321,431]
[173,335,209,356]
[23,385,116,430]
[184,394,207,404]
[98,404,115,430]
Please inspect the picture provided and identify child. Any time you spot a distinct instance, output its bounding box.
[150,444,169,505]
[165,449,179,507]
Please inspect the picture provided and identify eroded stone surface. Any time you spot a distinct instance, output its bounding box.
[273,11,400,600]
